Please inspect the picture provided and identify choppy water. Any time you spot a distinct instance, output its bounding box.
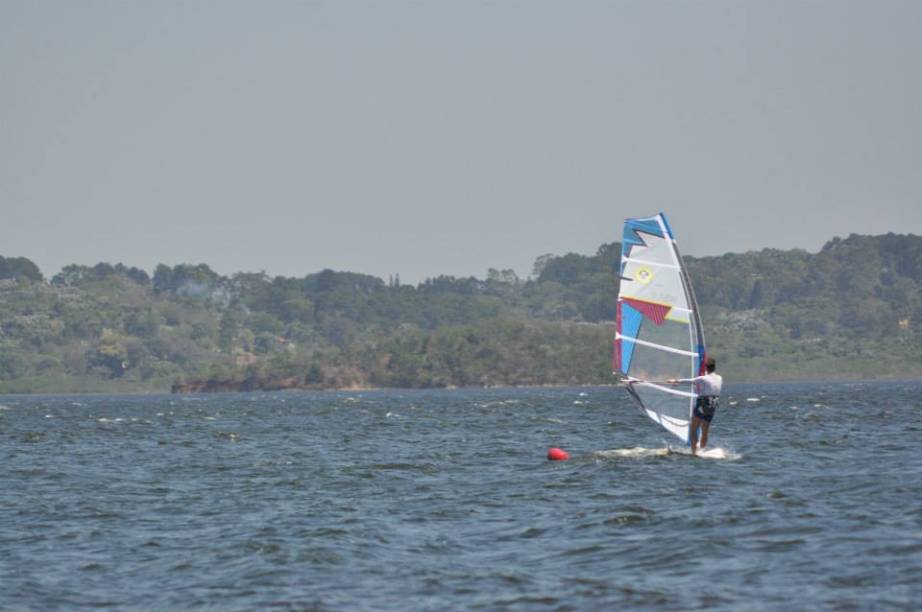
[2,381,921,610]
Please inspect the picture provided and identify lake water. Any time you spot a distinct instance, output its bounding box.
[2,381,921,610]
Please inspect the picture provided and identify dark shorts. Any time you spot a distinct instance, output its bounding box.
[693,396,718,422]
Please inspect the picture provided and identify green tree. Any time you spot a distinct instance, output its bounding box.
[0,256,43,282]
[218,311,238,351]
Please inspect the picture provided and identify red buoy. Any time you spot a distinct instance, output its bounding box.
[547,447,569,461]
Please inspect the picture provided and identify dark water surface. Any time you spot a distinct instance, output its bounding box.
[2,382,921,610]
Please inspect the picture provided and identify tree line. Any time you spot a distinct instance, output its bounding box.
[1,231,921,393]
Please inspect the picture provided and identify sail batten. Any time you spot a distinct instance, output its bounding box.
[615,335,698,357]
[630,381,696,398]
[615,212,706,443]
[620,257,681,270]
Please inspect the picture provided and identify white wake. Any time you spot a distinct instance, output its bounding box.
[593,446,741,460]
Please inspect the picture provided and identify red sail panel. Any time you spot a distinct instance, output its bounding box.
[613,300,622,371]
[622,297,671,326]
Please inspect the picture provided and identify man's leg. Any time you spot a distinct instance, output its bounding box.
[690,415,702,454]
[699,421,711,449]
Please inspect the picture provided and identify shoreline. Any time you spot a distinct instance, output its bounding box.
[2,374,921,396]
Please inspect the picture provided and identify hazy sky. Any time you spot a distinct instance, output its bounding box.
[3,1,921,283]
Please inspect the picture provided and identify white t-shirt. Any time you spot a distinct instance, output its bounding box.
[681,372,722,396]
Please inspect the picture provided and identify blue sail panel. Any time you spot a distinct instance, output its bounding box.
[619,301,643,374]
[620,215,668,275]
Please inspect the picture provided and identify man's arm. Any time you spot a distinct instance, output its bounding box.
[667,376,700,384]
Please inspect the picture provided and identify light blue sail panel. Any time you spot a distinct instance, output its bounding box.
[619,301,643,373]
[620,215,668,275]
[658,213,675,240]
[622,217,665,249]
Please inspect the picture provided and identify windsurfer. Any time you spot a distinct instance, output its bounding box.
[668,357,722,454]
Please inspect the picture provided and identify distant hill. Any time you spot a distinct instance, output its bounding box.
[1,232,921,393]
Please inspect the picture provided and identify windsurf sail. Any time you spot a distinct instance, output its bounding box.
[614,213,706,442]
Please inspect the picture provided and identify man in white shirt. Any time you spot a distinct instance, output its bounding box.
[669,357,722,455]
